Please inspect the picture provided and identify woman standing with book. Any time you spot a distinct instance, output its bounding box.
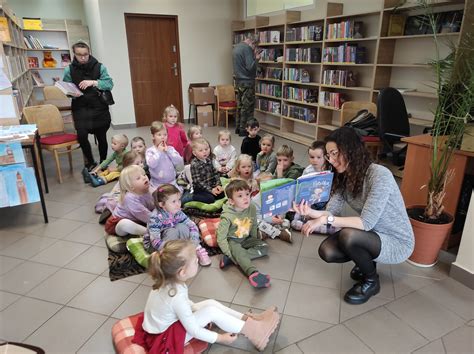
[62,40,113,172]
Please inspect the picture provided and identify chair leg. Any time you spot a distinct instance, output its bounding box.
[67,146,73,172]
[53,149,62,183]
[225,111,229,129]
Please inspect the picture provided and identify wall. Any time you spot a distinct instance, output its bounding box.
[83,0,239,126]
[82,0,104,58]
[7,0,87,24]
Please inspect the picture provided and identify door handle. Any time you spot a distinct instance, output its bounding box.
[171,63,178,76]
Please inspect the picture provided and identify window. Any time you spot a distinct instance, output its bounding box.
[246,0,314,17]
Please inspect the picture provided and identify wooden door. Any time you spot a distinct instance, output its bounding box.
[124,14,183,126]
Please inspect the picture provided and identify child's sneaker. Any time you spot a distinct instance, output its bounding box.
[219,255,234,269]
[258,221,280,239]
[81,167,92,184]
[90,175,106,188]
[278,228,293,244]
[196,245,211,267]
[248,271,270,288]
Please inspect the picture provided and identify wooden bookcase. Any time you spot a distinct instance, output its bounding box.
[231,0,467,145]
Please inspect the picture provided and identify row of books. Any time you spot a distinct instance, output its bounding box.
[233,33,248,45]
[282,103,316,122]
[322,69,351,86]
[285,25,323,42]
[283,68,311,82]
[285,47,321,63]
[326,20,363,40]
[3,55,28,81]
[322,45,366,64]
[256,98,281,114]
[257,67,282,80]
[284,86,318,103]
[23,34,60,49]
[260,48,283,62]
[258,30,281,44]
[256,83,282,98]
[403,10,463,36]
[318,91,345,109]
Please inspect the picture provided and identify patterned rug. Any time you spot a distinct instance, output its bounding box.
[108,250,146,281]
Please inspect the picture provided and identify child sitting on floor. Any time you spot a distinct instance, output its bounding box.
[255,134,277,176]
[105,165,154,237]
[86,134,128,187]
[240,119,261,162]
[136,240,280,352]
[130,136,149,177]
[190,138,224,203]
[213,129,236,176]
[146,121,183,192]
[143,184,211,266]
[217,179,270,288]
[183,125,202,164]
[274,144,304,179]
[229,154,259,197]
[163,105,188,157]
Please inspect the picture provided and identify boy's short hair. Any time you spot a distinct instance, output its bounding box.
[130,136,146,147]
[150,121,166,135]
[309,140,326,152]
[276,144,293,158]
[191,138,209,151]
[218,129,231,142]
[113,134,129,146]
[225,179,251,199]
[246,119,260,129]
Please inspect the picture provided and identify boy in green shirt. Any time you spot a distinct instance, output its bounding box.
[217,179,270,288]
[274,144,304,179]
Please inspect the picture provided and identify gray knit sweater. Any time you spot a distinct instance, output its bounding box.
[326,164,414,264]
[232,42,257,85]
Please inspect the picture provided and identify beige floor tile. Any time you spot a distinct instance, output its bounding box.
[23,218,85,239]
[0,235,57,259]
[142,274,155,286]
[265,232,303,257]
[233,278,290,311]
[68,276,139,315]
[292,256,342,289]
[275,343,303,353]
[0,255,24,275]
[274,315,332,351]
[30,240,90,267]
[94,236,108,248]
[65,245,109,275]
[77,317,117,354]
[25,306,107,353]
[62,222,106,244]
[392,272,437,298]
[297,324,373,353]
[0,261,58,294]
[339,295,391,322]
[413,339,446,353]
[386,291,465,340]
[208,344,250,353]
[28,199,81,218]
[0,290,20,311]
[0,231,27,250]
[27,268,97,304]
[112,284,151,319]
[345,307,427,352]
[0,297,61,342]
[189,267,243,303]
[284,282,340,324]
[121,272,148,284]
[62,205,99,222]
[418,277,474,321]
[0,213,55,234]
[251,253,298,281]
[298,234,325,259]
[391,261,450,280]
[442,326,474,354]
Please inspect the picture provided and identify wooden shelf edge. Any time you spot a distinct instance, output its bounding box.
[255,109,281,117]
[283,80,319,87]
[320,84,371,91]
[282,115,317,126]
[283,98,318,107]
[255,93,282,100]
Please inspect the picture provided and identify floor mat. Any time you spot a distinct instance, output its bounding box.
[108,249,146,281]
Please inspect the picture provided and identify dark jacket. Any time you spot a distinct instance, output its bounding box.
[232,42,257,85]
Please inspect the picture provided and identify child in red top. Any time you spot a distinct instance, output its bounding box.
[164,105,188,157]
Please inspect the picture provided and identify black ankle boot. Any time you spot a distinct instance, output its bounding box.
[344,273,380,305]
[350,265,364,281]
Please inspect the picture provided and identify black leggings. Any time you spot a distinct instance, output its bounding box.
[318,228,381,275]
[76,124,109,165]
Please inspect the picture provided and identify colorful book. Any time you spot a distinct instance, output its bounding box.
[0,166,40,208]
[31,70,45,87]
[259,171,334,217]
[0,142,25,166]
[28,56,39,68]
[54,81,83,97]
[61,53,71,67]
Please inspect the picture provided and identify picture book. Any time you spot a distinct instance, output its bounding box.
[55,80,83,97]
[0,166,40,208]
[61,53,71,67]
[27,56,39,68]
[0,142,25,166]
[0,124,37,141]
[31,70,45,87]
[259,171,333,217]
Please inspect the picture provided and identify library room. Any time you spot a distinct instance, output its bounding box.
[0,0,472,352]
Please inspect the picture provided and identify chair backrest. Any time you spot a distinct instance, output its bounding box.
[216,85,236,103]
[341,101,377,126]
[23,104,65,136]
[377,87,410,138]
[43,85,68,100]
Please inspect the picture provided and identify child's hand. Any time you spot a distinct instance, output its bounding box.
[271,215,283,225]
[219,166,227,173]
[217,333,237,345]
[157,141,167,152]
[108,166,117,172]
[211,186,220,196]
[276,164,284,178]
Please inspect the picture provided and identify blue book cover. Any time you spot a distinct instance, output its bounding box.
[295,171,334,205]
[0,142,25,166]
[0,166,40,207]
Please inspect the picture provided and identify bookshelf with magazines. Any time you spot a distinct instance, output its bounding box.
[231,0,467,145]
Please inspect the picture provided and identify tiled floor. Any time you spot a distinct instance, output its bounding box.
[0,124,472,354]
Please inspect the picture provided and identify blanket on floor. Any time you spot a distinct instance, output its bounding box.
[108,249,146,281]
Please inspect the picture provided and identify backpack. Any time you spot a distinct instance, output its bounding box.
[344,109,378,136]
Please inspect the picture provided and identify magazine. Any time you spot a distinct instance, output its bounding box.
[0,142,25,166]
[0,166,40,208]
[55,80,83,97]
[260,171,334,217]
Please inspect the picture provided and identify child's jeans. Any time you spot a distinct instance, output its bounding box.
[160,223,200,248]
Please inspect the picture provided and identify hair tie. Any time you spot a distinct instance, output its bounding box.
[158,187,164,193]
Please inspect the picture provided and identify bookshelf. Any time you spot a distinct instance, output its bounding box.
[231,0,467,145]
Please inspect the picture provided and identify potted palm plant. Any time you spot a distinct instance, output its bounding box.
[406,0,473,267]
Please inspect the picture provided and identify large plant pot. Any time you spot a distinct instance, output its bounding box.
[407,205,454,267]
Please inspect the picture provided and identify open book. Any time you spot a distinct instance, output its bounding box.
[54,81,83,97]
[260,171,333,217]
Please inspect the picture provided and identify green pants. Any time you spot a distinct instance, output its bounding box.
[228,236,268,276]
[236,83,255,130]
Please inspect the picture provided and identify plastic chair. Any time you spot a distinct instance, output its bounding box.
[23,104,80,183]
[216,85,237,128]
[341,101,383,161]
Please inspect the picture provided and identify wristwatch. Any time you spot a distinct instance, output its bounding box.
[326,213,335,233]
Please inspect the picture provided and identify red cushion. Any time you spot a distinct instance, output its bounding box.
[361,136,381,142]
[219,101,236,108]
[41,133,78,145]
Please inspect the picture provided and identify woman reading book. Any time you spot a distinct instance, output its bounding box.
[62,40,114,172]
[293,127,414,305]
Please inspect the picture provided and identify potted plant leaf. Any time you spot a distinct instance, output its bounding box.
[406,0,473,267]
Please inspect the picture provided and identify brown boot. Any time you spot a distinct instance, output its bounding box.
[278,228,293,243]
[246,306,278,321]
[241,311,280,351]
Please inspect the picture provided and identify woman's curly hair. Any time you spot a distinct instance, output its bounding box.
[325,127,372,197]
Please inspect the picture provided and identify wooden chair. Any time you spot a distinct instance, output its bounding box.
[341,101,383,161]
[23,104,80,183]
[215,85,237,128]
[43,85,68,100]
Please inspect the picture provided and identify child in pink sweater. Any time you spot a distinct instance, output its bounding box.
[163,105,188,157]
